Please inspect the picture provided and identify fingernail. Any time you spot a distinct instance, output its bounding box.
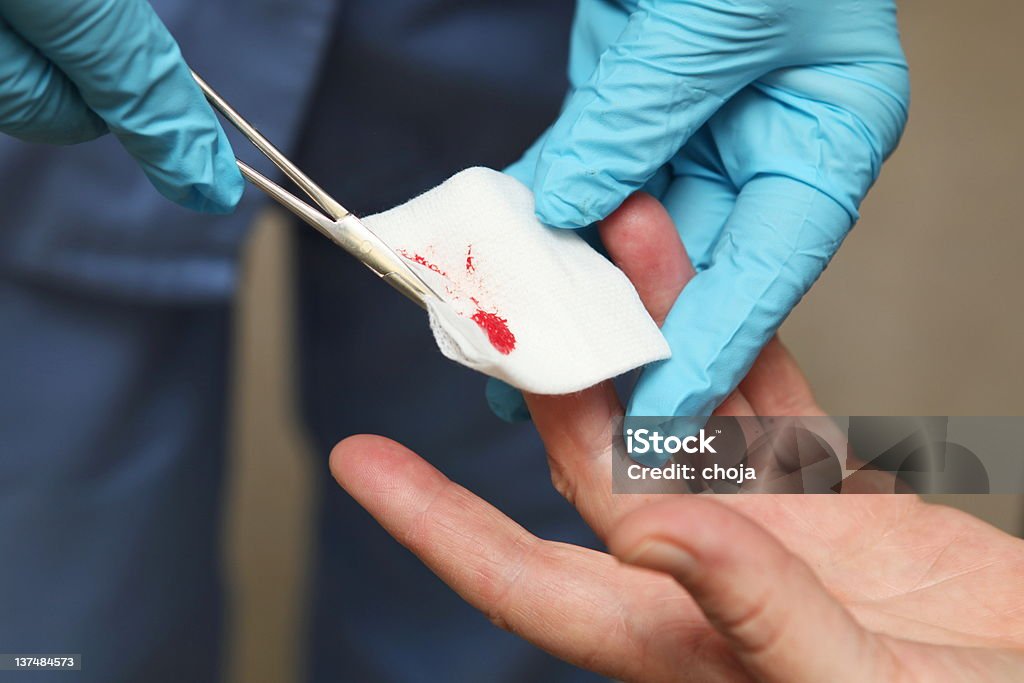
[621,539,698,578]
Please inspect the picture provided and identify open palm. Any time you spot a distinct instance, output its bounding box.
[332,194,1024,681]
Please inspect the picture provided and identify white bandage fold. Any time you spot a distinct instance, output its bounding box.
[362,167,670,395]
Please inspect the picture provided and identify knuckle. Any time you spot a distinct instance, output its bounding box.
[477,535,542,631]
[548,463,578,507]
[483,607,514,634]
[714,554,801,655]
[723,592,788,656]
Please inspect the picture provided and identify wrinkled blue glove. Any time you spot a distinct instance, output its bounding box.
[492,0,909,422]
[0,0,242,212]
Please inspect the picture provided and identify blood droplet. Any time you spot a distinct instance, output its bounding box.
[471,308,516,355]
[397,244,515,354]
[398,249,448,278]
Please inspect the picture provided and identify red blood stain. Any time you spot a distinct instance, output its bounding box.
[397,245,516,354]
[398,249,448,278]
[471,308,516,355]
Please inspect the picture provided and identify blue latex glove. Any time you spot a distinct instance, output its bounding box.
[0,0,242,213]
[494,0,909,423]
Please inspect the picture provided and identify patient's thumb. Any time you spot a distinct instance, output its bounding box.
[609,498,892,683]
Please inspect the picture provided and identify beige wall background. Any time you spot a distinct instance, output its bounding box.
[222,2,1024,681]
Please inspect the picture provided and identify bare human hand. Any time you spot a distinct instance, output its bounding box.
[332,194,1024,682]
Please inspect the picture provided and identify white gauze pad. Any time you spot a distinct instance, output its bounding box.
[362,167,670,395]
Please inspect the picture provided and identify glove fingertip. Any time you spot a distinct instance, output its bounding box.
[625,388,676,423]
[626,367,711,428]
[191,178,244,214]
[486,379,532,423]
[155,123,245,214]
[533,189,594,229]
[533,155,632,229]
[198,153,245,214]
[150,160,244,214]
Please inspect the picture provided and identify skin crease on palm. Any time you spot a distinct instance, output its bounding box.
[331,194,1024,682]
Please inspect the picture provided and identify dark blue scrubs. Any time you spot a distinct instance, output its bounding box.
[0,0,599,681]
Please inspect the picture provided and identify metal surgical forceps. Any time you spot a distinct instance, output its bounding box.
[192,71,441,309]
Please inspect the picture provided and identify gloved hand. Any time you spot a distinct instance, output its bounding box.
[493,0,909,422]
[0,0,242,213]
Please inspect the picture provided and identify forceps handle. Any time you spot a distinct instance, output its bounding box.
[191,70,350,221]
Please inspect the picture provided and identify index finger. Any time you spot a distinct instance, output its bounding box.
[525,192,695,537]
[329,434,687,682]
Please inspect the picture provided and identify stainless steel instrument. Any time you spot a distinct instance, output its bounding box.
[192,71,441,309]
